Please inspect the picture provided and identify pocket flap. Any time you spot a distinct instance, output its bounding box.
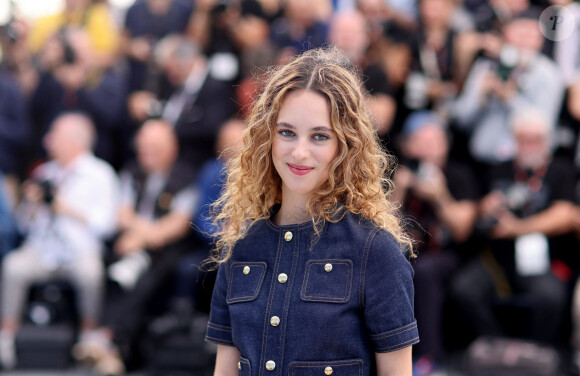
[289,359,363,376]
[301,259,353,303]
[227,261,267,303]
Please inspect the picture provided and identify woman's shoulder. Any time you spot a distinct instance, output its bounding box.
[335,211,408,255]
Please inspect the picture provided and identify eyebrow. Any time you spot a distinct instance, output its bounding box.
[275,122,334,132]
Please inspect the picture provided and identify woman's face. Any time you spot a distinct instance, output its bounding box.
[272,89,338,203]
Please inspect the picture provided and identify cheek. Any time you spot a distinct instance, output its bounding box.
[320,143,339,169]
[271,141,286,172]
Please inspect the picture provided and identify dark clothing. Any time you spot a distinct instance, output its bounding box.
[104,162,197,353]
[124,0,193,93]
[362,64,394,98]
[206,208,418,375]
[173,73,236,177]
[450,256,567,343]
[30,69,126,166]
[192,158,226,244]
[403,160,480,254]
[410,28,456,82]
[126,161,196,219]
[270,19,328,53]
[0,72,30,175]
[402,160,479,359]
[449,158,575,343]
[485,158,576,281]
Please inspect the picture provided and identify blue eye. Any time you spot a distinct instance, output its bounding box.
[279,129,294,137]
[313,133,329,141]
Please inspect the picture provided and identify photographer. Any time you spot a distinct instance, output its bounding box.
[404,0,460,115]
[450,108,577,345]
[71,119,198,376]
[0,113,119,369]
[392,111,479,373]
[30,28,126,168]
[122,0,193,94]
[452,7,565,166]
[127,34,236,178]
[27,0,119,69]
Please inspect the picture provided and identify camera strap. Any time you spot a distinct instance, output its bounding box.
[513,162,547,194]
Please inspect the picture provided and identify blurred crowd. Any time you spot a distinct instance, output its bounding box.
[1,0,580,374]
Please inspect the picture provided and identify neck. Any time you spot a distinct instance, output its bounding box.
[56,151,83,167]
[275,192,311,226]
[516,153,549,170]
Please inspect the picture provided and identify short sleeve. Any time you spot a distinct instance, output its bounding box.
[205,262,235,346]
[363,230,419,353]
[170,185,199,215]
[118,171,136,208]
[547,159,576,203]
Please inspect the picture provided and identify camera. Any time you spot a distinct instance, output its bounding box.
[36,179,55,204]
[212,0,232,14]
[503,183,531,213]
[497,44,519,81]
[474,183,532,235]
[404,72,429,110]
[404,158,421,174]
[145,99,165,119]
[403,158,435,182]
[2,21,19,44]
[57,29,76,65]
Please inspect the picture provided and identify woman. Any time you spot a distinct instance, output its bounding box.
[205,47,418,376]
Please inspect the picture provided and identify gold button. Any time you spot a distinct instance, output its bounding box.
[238,362,241,370]
[243,266,251,275]
[284,231,293,241]
[325,366,333,375]
[266,360,276,371]
[278,273,288,283]
[270,316,280,326]
[324,263,333,272]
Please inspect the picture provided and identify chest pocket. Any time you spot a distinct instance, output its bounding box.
[289,359,362,376]
[301,259,353,303]
[227,262,267,304]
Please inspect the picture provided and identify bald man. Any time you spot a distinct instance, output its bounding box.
[0,112,119,369]
[72,119,198,375]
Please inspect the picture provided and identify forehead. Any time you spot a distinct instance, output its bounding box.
[277,90,332,125]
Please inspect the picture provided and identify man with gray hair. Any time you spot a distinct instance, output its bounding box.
[452,8,565,165]
[450,107,577,345]
[127,34,236,177]
[0,112,119,369]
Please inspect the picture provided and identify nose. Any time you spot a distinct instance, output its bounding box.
[291,137,311,161]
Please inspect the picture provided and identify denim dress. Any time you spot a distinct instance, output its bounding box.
[206,209,419,376]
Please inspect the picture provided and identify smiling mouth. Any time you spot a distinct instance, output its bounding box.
[288,163,313,176]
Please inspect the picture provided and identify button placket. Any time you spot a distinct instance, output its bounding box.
[261,227,297,376]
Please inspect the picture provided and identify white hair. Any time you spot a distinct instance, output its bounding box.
[509,107,552,137]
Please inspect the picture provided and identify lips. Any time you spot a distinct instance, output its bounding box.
[288,163,313,176]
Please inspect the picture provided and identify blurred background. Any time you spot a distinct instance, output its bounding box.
[0,0,580,375]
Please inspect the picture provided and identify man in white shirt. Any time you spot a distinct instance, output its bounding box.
[452,8,565,165]
[0,112,119,369]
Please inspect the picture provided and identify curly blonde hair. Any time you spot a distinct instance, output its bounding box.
[210,46,413,263]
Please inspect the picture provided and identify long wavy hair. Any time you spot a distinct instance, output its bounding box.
[210,46,413,263]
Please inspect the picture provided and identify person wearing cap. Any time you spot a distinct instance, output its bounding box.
[392,110,480,374]
[452,7,565,166]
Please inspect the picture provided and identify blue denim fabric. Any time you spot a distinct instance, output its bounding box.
[206,210,419,375]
